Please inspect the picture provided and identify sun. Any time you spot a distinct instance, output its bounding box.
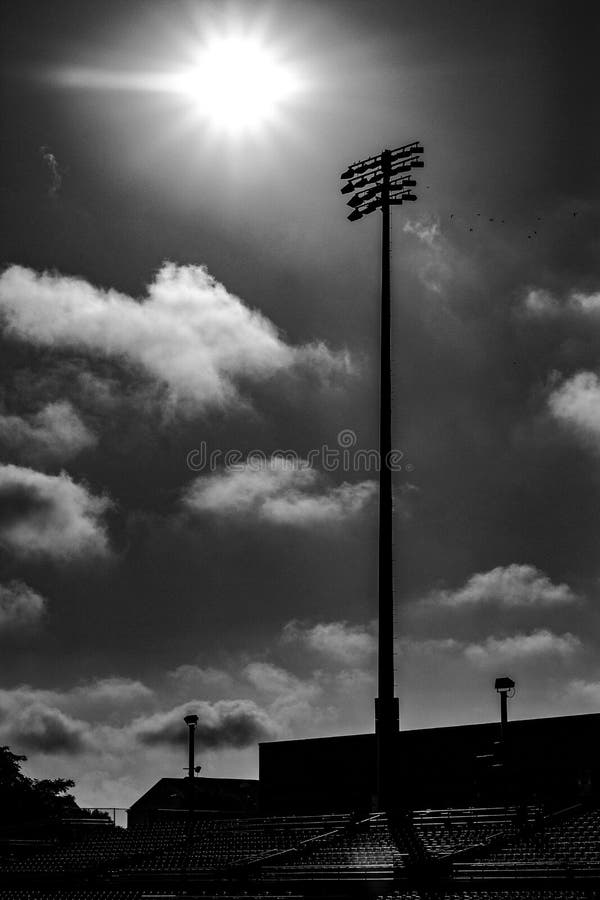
[174,35,301,136]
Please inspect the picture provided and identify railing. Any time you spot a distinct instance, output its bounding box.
[77,807,129,827]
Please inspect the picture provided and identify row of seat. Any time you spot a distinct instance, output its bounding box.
[410,808,535,859]
[0,814,352,876]
[456,806,600,875]
[380,889,600,899]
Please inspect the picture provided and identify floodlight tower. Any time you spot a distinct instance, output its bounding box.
[341,142,424,810]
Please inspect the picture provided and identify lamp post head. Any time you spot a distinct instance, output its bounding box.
[184,714,199,727]
[494,676,515,693]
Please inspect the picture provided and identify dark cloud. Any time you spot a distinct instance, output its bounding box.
[1,699,87,756]
[0,401,96,466]
[0,580,46,631]
[0,480,51,527]
[0,464,111,561]
[134,700,281,750]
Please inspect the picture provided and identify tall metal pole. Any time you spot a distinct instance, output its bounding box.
[340,141,423,812]
[375,149,399,811]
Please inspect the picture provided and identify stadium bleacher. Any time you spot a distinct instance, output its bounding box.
[2,804,600,897]
[411,806,530,857]
[453,804,600,881]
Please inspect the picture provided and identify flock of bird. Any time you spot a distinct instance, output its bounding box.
[419,184,580,239]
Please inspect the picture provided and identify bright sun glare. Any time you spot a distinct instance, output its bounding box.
[175,36,300,135]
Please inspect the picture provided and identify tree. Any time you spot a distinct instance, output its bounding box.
[0,745,104,825]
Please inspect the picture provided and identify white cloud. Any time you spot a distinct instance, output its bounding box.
[65,678,154,721]
[403,216,452,293]
[522,287,600,318]
[243,662,322,728]
[522,288,561,316]
[396,637,462,656]
[168,665,235,694]
[464,629,581,666]
[404,217,441,248]
[282,619,377,665]
[0,264,353,410]
[397,630,581,667]
[243,662,308,696]
[425,564,578,608]
[548,371,600,444]
[571,291,600,313]
[0,401,96,465]
[565,679,600,705]
[183,457,376,526]
[0,580,46,631]
[0,463,111,561]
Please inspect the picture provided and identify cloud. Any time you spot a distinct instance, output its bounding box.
[39,146,62,199]
[0,580,46,631]
[133,699,281,749]
[0,264,353,410]
[522,287,600,319]
[548,371,600,445]
[397,637,462,656]
[521,285,600,448]
[571,292,600,314]
[0,678,154,753]
[0,401,96,466]
[74,677,152,704]
[425,564,578,608]
[58,678,155,725]
[183,457,376,526]
[0,464,111,561]
[243,662,320,703]
[11,706,87,755]
[168,665,235,694]
[0,689,88,755]
[402,216,453,293]
[464,629,581,666]
[397,630,581,667]
[565,679,600,705]
[521,288,561,316]
[282,619,377,664]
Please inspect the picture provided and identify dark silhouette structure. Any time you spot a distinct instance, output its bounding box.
[259,712,600,814]
[128,776,259,826]
[341,142,424,810]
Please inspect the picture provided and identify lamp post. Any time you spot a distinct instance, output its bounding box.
[183,713,200,816]
[184,713,199,779]
[341,142,424,811]
[494,676,516,744]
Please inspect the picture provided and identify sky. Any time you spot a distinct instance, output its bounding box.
[0,0,599,809]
